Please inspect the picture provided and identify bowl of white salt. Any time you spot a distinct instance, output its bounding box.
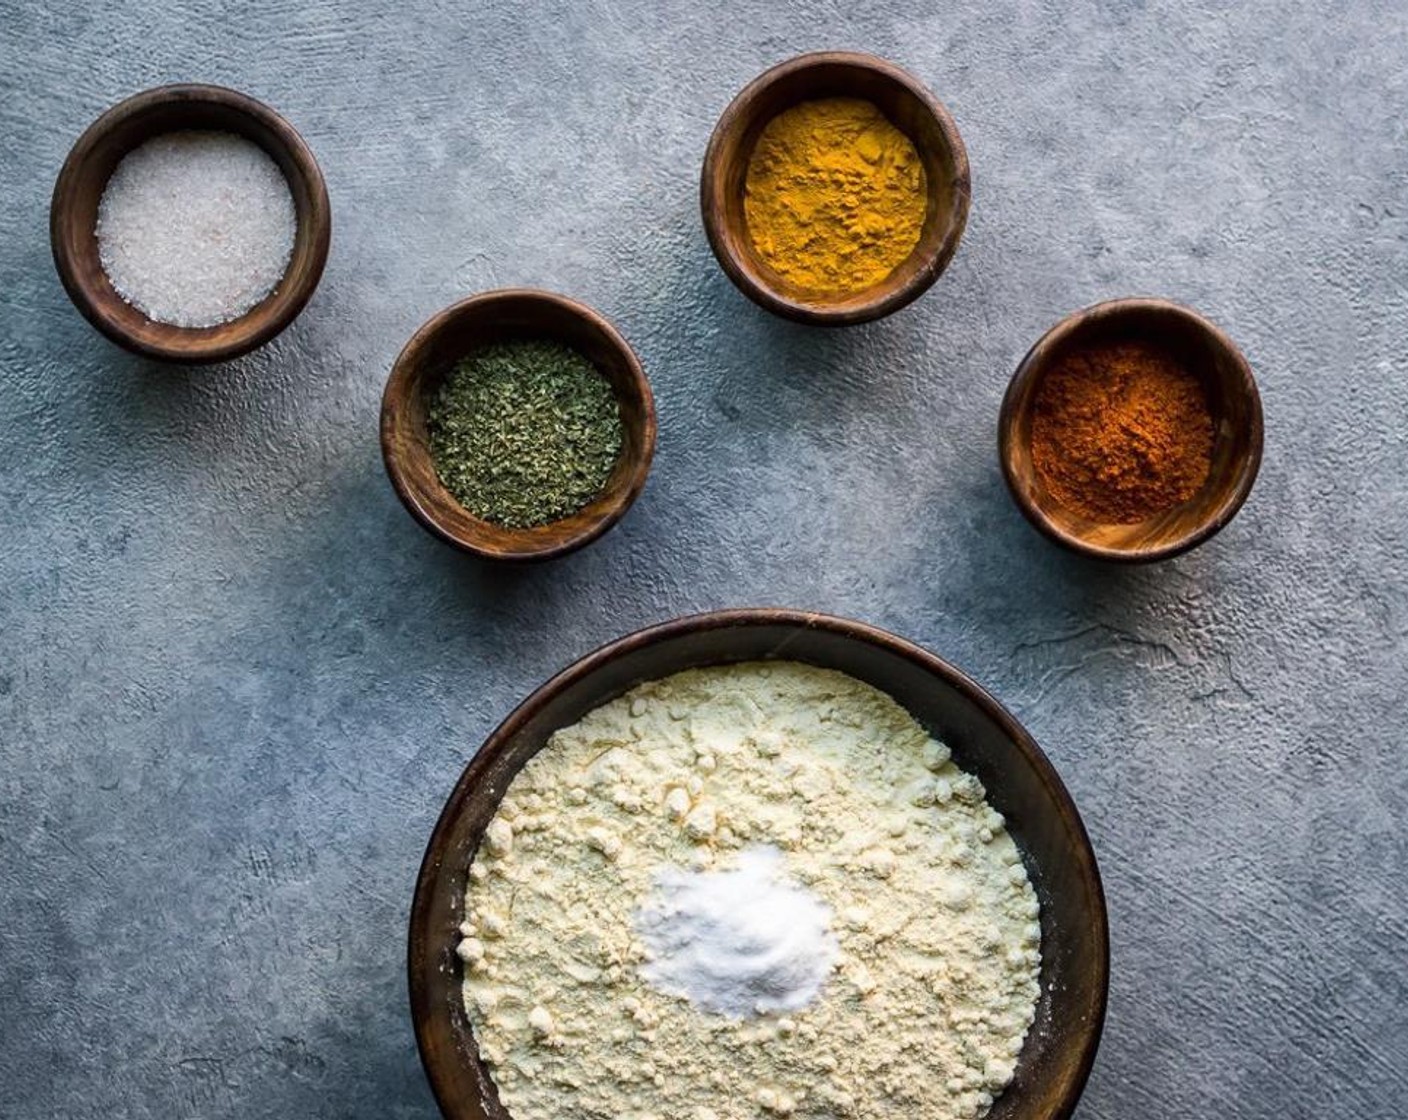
[50,84,330,364]
[410,609,1109,1120]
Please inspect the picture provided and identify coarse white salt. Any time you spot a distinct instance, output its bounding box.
[96,130,296,328]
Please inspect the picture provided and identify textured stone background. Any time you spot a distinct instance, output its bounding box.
[2,1,1405,1117]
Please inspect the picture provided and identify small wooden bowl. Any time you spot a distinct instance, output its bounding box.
[409,609,1108,1120]
[999,298,1264,563]
[701,51,971,326]
[50,84,331,364]
[380,289,656,562]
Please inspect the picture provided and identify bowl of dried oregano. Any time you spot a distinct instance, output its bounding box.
[380,288,657,562]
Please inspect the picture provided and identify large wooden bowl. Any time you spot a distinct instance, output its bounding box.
[50,84,330,364]
[999,298,1264,563]
[409,609,1108,1120]
[380,289,656,562]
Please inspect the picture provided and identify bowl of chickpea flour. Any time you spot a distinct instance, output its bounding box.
[409,610,1107,1120]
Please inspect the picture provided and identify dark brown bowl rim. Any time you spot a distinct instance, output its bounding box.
[379,288,657,563]
[700,50,971,326]
[408,607,1109,1120]
[49,82,331,364]
[998,297,1265,563]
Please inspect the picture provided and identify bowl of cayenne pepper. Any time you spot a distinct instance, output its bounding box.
[998,298,1263,563]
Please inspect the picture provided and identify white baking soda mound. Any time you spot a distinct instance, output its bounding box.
[634,845,839,1018]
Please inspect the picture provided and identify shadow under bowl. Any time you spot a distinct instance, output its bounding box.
[701,51,971,326]
[380,288,656,562]
[999,298,1264,563]
[409,609,1108,1120]
[50,83,330,364]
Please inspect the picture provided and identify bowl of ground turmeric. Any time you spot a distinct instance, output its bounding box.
[701,51,970,326]
[998,298,1263,563]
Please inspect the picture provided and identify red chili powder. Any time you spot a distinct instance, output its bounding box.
[1030,339,1214,524]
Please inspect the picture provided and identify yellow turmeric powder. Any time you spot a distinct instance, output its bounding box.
[743,97,927,298]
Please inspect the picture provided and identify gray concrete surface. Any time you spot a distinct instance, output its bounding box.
[3,1,1405,1117]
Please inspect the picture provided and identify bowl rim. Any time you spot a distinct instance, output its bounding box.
[700,50,972,326]
[379,287,657,563]
[49,82,331,364]
[408,607,1110,1120]
[998,296,1265,563]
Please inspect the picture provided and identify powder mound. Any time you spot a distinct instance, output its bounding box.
[96,130,296,328]
[744,97,927,297]
[1031,340,1214,524]
[635,846,839,1018]
[460,661,1042,1120]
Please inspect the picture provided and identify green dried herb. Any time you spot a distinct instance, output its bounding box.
[427,340,624,528]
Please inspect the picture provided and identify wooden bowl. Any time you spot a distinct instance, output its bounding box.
[409,609,1108,1120]
[999,298,1264,563]
[700,51,971,326]
[50,83,331,364]
[380,289,656,562]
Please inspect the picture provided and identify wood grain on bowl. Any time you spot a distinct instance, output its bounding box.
[50,83,330,364]
[999,298,1263,563]
[701,51,971,326]
[408,609,1108,1120]
[380,289,656,563]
